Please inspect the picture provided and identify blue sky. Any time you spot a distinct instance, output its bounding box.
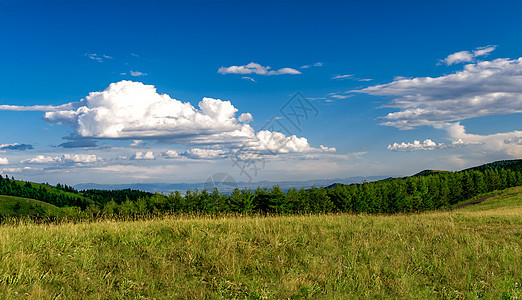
[1,0,521,185]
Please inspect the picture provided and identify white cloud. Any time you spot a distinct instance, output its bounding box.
[301,62,324,69]
[242,76,256,82]
[63,154,99,163]
[320,145,336,152]
[329,94,352,99]
[22,155,60,164]
[0,157,8,165]
[218,62,301,75]
[387,139,447,151]
[441,45,496,65]
[237,113,253,123]
[85,53,112,63]
[439,122,522,158]
[22,154,100,164]
[130,71,147,77]
[162,150,179,158]
[130,140,144,147]
[180,148,226,160]
[0,102,80,112]
[7,81,334,157]
[332,74,353,80]
[354,57,522,129]
[131,151,155,160]
[43,81,253,144]
[251,131,336,154]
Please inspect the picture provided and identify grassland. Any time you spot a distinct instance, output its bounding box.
[0,187,521,299]
[0,195,63,218]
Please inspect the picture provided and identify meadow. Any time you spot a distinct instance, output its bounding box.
[0,187,521,299]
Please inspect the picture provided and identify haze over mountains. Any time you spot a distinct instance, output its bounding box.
[73,176,391,194]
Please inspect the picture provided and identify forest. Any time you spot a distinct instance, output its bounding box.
[0,159,521,219]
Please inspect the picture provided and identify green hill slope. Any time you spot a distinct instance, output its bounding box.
[0,195,64,218]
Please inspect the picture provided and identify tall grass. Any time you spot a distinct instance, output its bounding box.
[0,187,521,299]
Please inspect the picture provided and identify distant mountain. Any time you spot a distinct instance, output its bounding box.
[74,176,392,194]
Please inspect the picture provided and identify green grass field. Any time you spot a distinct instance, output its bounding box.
[0,195,64,218]
[1,187,521,299]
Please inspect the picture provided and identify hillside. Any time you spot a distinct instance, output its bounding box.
[463,159,522,172]
[0,186,520,298]
[0,195,63,218]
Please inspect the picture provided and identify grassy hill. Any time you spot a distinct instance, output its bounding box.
[0,195,63,219]
[0,186,520,298]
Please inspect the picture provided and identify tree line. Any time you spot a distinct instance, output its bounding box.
[1,162,522,219]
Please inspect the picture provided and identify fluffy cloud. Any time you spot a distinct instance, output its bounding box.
[440,122,522,158]
[180,148,226,160]
[131,151,155,160]
[218,62,301,75]
[237,113,253,123]
[0,143,33,151]
[251,131,335,154]
[442,46,496,65]
[22,154,100,164]
[387,138,471,151]
[44,81,253,144]
[3,81,334,157]
[354,57,522,129]
[162,150,179,158]
[0,157,8,165]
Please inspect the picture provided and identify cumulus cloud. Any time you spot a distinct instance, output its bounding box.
[4,81,334,158]
[0,157,8,165]
[180,148,226,160]
[386,138,472,151]
[0,143,33,151]
[354,57,522,129]
[131,151,155,160]
[442,46,496,65]
[43,81,254,144]
[162,150,179,158]
[251,131,335,154]
[440,122,522,158]
[22,154,100,164]
[218,62,301,75]
[237,113,253,123]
